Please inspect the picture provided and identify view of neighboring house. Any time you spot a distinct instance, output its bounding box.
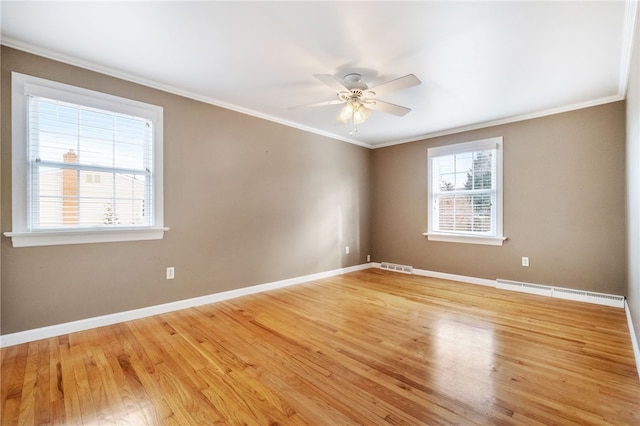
[435,151,494,234]
[36,150,146,228]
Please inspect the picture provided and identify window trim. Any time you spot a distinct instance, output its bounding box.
[425,137,506,246]
[5,72,168,247]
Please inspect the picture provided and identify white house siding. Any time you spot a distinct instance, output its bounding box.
[37,169,145,228]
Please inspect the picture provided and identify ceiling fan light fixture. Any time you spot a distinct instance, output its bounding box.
[352,102,370,125]
[337,99,370,125]
[337,102,354,124]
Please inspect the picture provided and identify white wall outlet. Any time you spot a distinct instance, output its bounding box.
[345,246,350,254]
[522,257,529,267]
[367,254,371,262]
[166,266,175,279]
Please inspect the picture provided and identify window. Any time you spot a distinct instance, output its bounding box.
[425,137,505,246]
[6,72,167,247]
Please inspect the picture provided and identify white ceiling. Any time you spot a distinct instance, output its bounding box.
[1,1,637,148]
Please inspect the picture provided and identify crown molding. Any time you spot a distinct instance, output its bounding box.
[3,26,632,151]
[0,37,373,149]
[374,94,625,149]
[618,0,639,97]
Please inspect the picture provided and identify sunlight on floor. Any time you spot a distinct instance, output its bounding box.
[433,317,496,407]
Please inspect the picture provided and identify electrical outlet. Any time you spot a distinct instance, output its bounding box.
[166,266,175,279]
[522,257,529,267]
[367,254,371,262]
[345,246,350,254]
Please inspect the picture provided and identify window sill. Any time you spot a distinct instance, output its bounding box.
[4,227,170,248]
[423,232,506,246]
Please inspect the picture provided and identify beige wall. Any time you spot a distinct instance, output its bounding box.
[0,45,630,337]
[1,47,372,334]
[626,7,640,351]
[372,102,627,295]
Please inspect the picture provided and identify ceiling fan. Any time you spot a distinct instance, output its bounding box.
[291,72,421,134]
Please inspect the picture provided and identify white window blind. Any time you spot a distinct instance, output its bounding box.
[426,137,505,246]
[28,96,153,229]
[7,72,166,247]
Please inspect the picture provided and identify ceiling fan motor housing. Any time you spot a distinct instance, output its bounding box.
[340,89,365,102]
[343,73,367,88]
[338,74,369,102]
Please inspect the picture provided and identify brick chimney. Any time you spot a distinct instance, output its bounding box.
[62,150,78,224]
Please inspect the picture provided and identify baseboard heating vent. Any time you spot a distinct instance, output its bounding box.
[380,262,413,274]
[553,288,625,308]
[496,280,553,297]
[496,279,625,308]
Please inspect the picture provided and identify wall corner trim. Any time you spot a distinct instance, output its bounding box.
[0,263,374,348]
[625,300,640,381]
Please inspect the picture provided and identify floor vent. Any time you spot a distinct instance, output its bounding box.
[380,262,413,274]
[496,279,625,308]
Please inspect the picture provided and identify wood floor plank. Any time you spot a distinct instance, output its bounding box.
[120,320,186,423]
[2,269,640,425]
[16,341,42,426]
[1,344,25,424]
[33,339,52,425]
[57,340,82,425]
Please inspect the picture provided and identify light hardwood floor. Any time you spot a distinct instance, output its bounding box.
[2,269,640,425]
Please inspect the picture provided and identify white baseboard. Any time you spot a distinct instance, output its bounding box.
[0,263,372,348]
[375,263,625,307]
[413,268,497,287]
[625,301,640,381]
[371,262,496,287]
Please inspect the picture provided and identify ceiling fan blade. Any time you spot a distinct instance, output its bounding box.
[314,74,349,93]
[367,74,421,97]
[366,100,411,117]
[288,99,344,110]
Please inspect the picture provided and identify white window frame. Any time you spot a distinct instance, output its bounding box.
[5,72,168,247]
[424,137,506,246]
